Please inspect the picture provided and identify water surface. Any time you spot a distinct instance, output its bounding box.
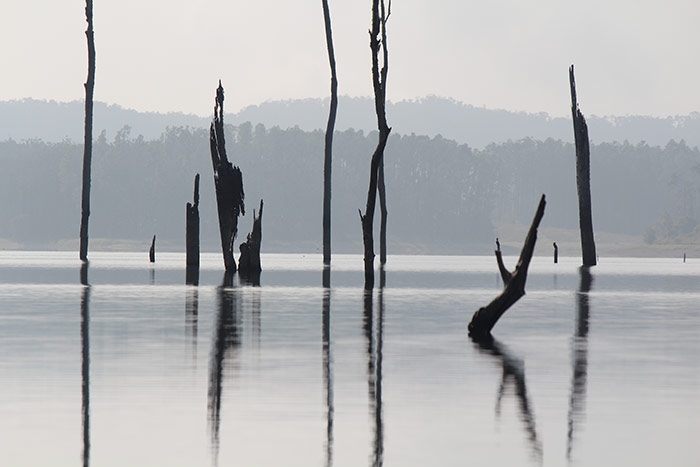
[1,252,699,466]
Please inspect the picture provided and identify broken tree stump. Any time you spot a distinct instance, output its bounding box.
[186,173,200,285]
[210,81,245,272]
[468,194,546,339]
[554,242,559,264]
[569,65,597,267]
[149,235,156,263]
[238,199,263,284]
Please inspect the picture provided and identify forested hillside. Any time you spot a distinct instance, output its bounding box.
[1,123,698,253]
[4,97,700,149]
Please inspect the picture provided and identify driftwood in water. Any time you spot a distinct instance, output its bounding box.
[238,199,263,284]
[186,174,200,285]
[359,0,391,290]
[553,242,559,264]
[149,235,156,263]
[322,0,338,267]
[210,81,245,272]
[468,195,546,339]
[569,65,597,267]
[79,0,96,262]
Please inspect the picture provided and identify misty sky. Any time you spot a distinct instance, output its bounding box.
[2,0,699,118]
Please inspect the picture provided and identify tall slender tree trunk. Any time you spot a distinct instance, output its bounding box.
[79,0,95,262]
[569,65,597,267]
[360,0,391,290]
[322,0,338,269]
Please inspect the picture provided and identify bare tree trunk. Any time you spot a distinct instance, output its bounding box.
[378,160,388,265]
[149,235,156,263]
[569,65,597,267]
[210,81,245,272]
[468,195,546,339]
[79,0,95,262]
[186,174,200,285]
[360,0,391,290]
[322,0,338,268]
[238,199,263,284]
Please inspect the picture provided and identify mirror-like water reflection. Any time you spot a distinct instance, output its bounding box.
[0,253,699,466]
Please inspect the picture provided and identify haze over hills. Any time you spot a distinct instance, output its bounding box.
[2,97,700,149]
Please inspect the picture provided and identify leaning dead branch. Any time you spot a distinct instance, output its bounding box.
[468,194,546,339]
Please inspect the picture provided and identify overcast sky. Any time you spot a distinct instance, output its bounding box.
[2,0,699,117]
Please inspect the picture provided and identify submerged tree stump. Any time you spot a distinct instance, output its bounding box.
[569,65,597,267]
[149,235,156,263]
[468,195,546,339]
[186,173,200,285]
[238,199,263,284]
[210,81,245,272]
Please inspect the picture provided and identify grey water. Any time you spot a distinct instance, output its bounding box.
[1,252,699,466]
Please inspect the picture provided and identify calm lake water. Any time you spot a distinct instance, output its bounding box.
[1,251,699,466]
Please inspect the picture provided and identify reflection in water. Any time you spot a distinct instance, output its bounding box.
[322,288,334,466]
[150,267,155,285]
[474,336,543,462]
[186,264,199,286]
[363,289,384,467]
[323,265,331,289]
[185,287,199,364]
[80,262,90,467]
[567,267,593,460]
[208,272,240,466]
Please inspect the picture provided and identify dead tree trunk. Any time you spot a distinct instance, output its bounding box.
[359,0,391,290]
[468,194,546,339]
[79,0,95,262]
[553,242,559,264]
[210,81,245,272]
[186,173,200,285]
[569,65,597,267]
[378,161,388,265]
[238,199,263,284]
[149,235,156,263]
[322,0,338,268]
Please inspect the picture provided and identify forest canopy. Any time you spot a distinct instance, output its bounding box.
[0,124,698,253]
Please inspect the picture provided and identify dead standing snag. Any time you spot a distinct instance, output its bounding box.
[569,65,597,267]
[468,194,546,339]
[359,0,391,290]
[209,82,245,272]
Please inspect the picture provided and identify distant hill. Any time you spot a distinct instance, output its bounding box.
[3,97,700,149]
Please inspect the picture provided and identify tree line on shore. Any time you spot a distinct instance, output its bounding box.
[1,124,697,251]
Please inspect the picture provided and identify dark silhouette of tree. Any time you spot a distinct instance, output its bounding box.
[238,199,263,284]
[148,235,155,262]
[79,0,96,262]
[322,0,338,273]
[468,195,546,338]
[360,0,391,289]
[569,65,597,266]
[186,174,200,285]
[210,82,245,272]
